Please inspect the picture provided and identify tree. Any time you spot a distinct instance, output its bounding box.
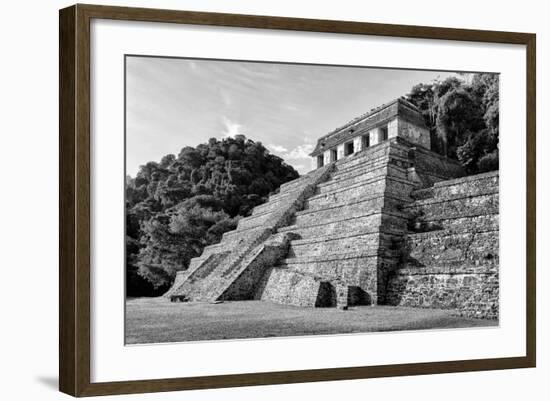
[406,82,439,153]
[126,135,299,293]
[436,88,485,158]
[136,204,237,289]
[406,73,499,174]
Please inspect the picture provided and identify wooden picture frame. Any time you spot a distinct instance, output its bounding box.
[59,3,536,397]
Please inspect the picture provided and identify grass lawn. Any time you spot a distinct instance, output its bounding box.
[125,298,497,344]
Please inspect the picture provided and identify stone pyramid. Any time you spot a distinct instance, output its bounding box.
[165,99,499,318]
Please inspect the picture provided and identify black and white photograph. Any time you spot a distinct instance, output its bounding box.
[1,0,545,398]
[124,56,500,344]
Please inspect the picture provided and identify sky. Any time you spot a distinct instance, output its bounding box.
[126,56,455,176]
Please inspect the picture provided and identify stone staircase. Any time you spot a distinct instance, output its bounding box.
[260,140,418,307]
[385,171,499,318]
[165,164,334,302]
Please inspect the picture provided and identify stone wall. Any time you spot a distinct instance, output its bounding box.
[385,171,499,319]
[259,268,329,307]
[386,266,498,319]
[398,118,430,149]
[407,144,465,186]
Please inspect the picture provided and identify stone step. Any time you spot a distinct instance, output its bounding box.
[236,209,273,231]
[291,210,407,239]
[330,139,412,174]
[280,249,400,267]
[395,262,498,276]
[252,195,294,215]
[302,193,403,215]
[221,225,268,244]
[278,173,312,192]
[408,213,499,234]
[290,208,407,233]
[312,174,386,200]
[251,168,333,215]
[405,229,499,268]
[409,177,498,205]
[308,175,413,208]
[187,257,203,271]
[331,142,394,172]
[265,188,296,203]
[330,155,390,179]
[295,196,387,225]
[264,190,290,202]
[278,164,332,192]
[278,212,388,239]
[429,171,498,199]
[192,242,231,265]
[318,165,408,193]
[185,252,231,284]
[275,252,384,295]
[168,251,231,299]
[405,193,498,221]
[294,207,386,229]
[163,270,190,298]
[200,222,277,262]
[287,232,381,258]
[281,221,402,242]
[410,187,434,200]
[201,242,225,255]
[385,265,498,319]
[332,152,411,180]
[334,157,411,183]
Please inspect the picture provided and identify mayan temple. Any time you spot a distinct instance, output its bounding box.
[165,98,499,319]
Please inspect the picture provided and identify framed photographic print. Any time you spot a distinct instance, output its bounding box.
[59,4,536,397]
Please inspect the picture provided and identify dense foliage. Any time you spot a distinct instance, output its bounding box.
[405,73,499,173]
[126,135,299,296]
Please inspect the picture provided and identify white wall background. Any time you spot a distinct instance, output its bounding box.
[0,0,546,400]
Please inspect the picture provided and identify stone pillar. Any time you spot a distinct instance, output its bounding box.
[336,283,349,309]
[311,157,318,170]
[369,129,380,146]
[377,127,387,143]
[353,136,363,153]
[388,118,399,139]
[337,143,345,160]
[323,150,331,165]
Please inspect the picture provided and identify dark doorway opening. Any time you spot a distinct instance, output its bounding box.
[380,125,388,141]
[315,282,337,307]
[317,154,324,168]
[362,135,370,149]
[347,286,371,306]
[345,141,354,156]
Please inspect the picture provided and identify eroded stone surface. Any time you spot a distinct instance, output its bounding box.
[386,171,499,319]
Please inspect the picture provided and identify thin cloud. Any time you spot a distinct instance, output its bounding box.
[267,144,288,153]
[221,117,245,138]
[285,143,315,160]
